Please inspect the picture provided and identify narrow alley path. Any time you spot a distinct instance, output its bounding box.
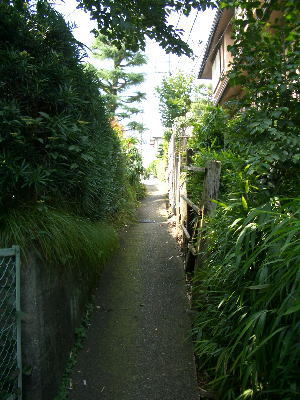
[69,181,199,400]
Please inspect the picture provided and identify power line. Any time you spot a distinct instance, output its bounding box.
[173,10,201,73]
[175,11,183,29]
[185,10,199,43]
[63,7,78,20]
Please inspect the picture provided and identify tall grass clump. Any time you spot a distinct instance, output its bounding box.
[0,208,118,270]
[193,198,300,399]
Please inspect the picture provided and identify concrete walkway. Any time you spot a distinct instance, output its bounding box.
[69,181,199,400]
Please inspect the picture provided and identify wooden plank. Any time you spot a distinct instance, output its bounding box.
[181,166,206,173]
[202,160,221,215]
[179,145,191,246]
[194,160,222,272]
[180,194,201,215]
[175,151,181,226]
[181,224,191,240]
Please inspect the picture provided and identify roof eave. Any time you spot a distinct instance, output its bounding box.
[198,8,234,79]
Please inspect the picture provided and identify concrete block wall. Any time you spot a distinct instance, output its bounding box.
[21,251,96,400]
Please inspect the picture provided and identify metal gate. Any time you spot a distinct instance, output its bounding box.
[0,246,22,400]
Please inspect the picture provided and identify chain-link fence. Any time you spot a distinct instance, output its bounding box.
[0,246,22,400]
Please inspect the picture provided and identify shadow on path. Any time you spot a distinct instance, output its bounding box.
[69,181,199,400]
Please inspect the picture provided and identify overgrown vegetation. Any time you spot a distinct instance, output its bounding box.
[75,0,219,56]
[0,208,118,268]
[155,1,300,398]
[0,1,145,264]
[154,73,211,181]
[193,199,300,400]
[0,4,146,396]
[189,2,300,398]
[120,135,146,202]
[156,73,210,129]
[54,299,95,400]
[2,0,299,399]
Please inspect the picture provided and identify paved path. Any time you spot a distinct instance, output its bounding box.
[69,181,199,400]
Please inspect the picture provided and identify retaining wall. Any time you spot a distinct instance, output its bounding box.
[21,251,97,400]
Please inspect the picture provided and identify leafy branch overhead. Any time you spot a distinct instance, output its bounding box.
[76,0,219,56]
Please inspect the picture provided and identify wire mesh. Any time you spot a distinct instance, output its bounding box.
[0,247,21,400]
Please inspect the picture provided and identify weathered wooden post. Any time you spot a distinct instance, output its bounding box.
[201,160,221,215]
[195,160,221,270]
[180,146,193,256]
[180,145,189,250]
[167,132,176,213]
[175,144,181,231]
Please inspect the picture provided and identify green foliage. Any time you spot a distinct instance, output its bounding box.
[225,0,300,196]
[187,0,300,202]
[91,33,147,125]
[163,128,173,143]
[121,136,146,200]
[0,1,134,220]
[193,199,300,399]
[0,208,118,269]
[151,25,300,400]
[156,73,194,128]
[54,300,95,400]
[146,159,166,182]
[185,2,300,398]
[157,74,212,128]
[190,104,229,150]
[75,0,219,56]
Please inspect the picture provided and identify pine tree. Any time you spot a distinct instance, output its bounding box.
[91,33,147,130]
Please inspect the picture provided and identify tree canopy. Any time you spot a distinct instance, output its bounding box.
[156,73,209,128]
[91,34,147,120]
[75,0,220,56]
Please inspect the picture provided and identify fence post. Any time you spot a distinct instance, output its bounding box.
[0,246,22,400]
[195,160,221,270]
[177,132,193,245]
[167,132,176,213]
[182,147,194,270]
[175,150,181,230]
[180,145,188,249]
[14,245,22,400]
[201,160,221,215]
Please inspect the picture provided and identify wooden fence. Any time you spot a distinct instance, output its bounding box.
[167,129,221,273]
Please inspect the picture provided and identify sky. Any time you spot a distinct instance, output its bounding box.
[53,0,215,165]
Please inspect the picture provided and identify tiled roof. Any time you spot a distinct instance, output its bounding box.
[198,9,223,78]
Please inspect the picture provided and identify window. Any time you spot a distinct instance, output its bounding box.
[212,38,225,91]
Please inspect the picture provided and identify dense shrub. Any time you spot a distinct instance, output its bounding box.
[0,0,148,280]
[0,1,130,221]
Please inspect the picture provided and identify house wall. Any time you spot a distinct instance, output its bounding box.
[200,5,283,106]
[211,23,235,104]
[215,8,282,105]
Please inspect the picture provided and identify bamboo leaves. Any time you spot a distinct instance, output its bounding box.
[193,200,300,399]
